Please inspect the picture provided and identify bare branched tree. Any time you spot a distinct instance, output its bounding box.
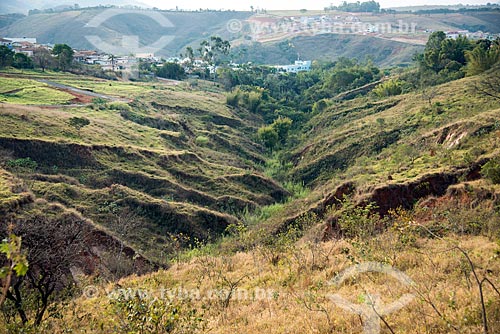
[2,212,89,326]
[473,65,500,101]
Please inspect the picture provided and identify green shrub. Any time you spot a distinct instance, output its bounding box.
[110,292,204,334]
[465,44,500,75]
[260,202,285,220]
[6,157,38,173]
[107,102,131,111]
[337,197,381,239]
[195,135,210,146]
[312,99,328,113]
[373,79,403,97]
[247,91,261,113]
[226,90,240,107]
[257,126,278,149]
[91,97,106,109]
[481,158,500,184]
[272,117,293,144]
[68,117,90,132]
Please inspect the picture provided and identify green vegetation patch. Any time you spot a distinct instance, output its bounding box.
[0,77,42,93]
[54,79,154,97]
[0,77,74,105]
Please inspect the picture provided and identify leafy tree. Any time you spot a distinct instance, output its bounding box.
[108,54,117,71]
[465,41,500,75]
[156,62,186,80]
[257,125,279,150]
[12,53,33,69]
[440,36,471,65]
[0,45,14,68]
[422,31,448,72]
[52,44,74,71]
[226,89,240,107]
[32,48,53,72]
[312,99,328,113]
[421,32,472,74]
[198,36,231,81]
[199,36,231,66]
[272,117,293,144]
[0,233,28,307]
[330,0,381,12]
[246,91,262,113]
[219,57,381,122]
[473,64,500,101]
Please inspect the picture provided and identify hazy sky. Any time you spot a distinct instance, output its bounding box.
[141,0,495,10]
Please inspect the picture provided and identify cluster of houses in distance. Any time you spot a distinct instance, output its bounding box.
[0,36,314,74]
[0,37,39,56]
[2,25,498,76]
[247,13,500,42]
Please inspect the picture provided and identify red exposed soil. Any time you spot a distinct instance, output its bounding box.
[57,87,94,104]
[280,159,490,240]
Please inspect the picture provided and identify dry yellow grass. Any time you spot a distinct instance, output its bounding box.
[37,231,499,334]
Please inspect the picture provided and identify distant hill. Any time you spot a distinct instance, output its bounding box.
[1,8,499,65]
[0,13,24,29]
[0,0,149,15]
[231,34,424,67]
[0,9,252,57]
[0,8,422,65]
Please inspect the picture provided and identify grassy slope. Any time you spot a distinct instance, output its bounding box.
[0,10,252,56]
[1,69,500,333]
[0,77,75,105]
[49,235,500,334]
[48,70,500,334]
[230,34,424,66]
[229,10,499,66]
[293,76,499,186]
[257,74,500,229]
[0,70,287,264]
[292,34,423,67]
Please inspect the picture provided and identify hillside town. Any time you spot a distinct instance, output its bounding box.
[0,35,316,76]
[246,13,500,44]
[1,19,499,77]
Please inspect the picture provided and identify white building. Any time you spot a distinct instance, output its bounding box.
[5,37,37,44]
[445,31,469,39]
[275,60,312,73]
[0,38,12,46]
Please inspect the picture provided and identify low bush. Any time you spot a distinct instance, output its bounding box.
[195,136,210,146]
[481,158,500,184]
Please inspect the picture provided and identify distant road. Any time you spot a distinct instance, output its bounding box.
[36,79,130,102]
